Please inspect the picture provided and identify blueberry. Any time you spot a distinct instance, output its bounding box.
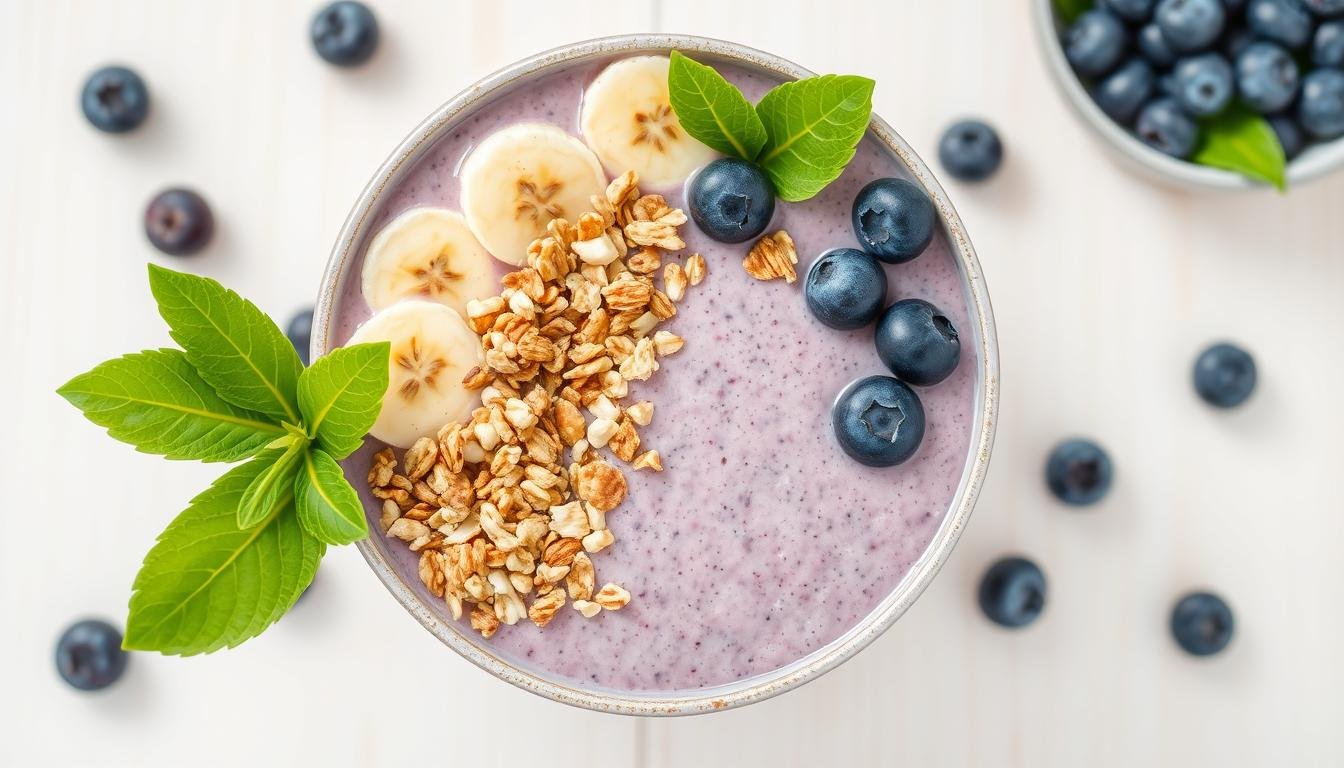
[311,1,380,67]
[1064,10,1129,77]
[1140,22,1180,66]
[831,376,926,467]
[1103,0,1158,21]
[1137,97,1201,157]
[1313,19,1344,65]
[687,158,775,244]
[1173,53,1235,115]
[1301,0,1344,14]
[937,120,1004,182]
[1236,41,1301,112]
[1298,66,1344,137]
[1247,0,1316,48]
[80,66,149,134]
[1155,0,1228,52]
[144,188,214,256]
[851,178,936,264]
[874,299,961,387]
[1170,592,1235,656]
[55,619,128,691]
[1269,112,1307,158]
[1095,59,1157,123]
[287,307,315,365]
[1193,342,1258,407]
[803,249,888,330]
[978,557,1047,629]
[1045,439,1114,506]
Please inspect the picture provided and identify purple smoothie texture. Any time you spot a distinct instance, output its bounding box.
[333,60,978,693]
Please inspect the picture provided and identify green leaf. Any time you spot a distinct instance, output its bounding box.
[57,348,284,462]
[1053,0,1093,24]
[295,449,369,545]
[237,441,306,529]
[147,265,304,424]
[667,50,768,161]
[755,75,875,202]
[1193,107,1288,191]
[297,342,389,459]
[124,459,324,655]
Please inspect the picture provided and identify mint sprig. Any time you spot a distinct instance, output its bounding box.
[1194,107,1287,191]
[59,265,388,655]
[667,51,875,202]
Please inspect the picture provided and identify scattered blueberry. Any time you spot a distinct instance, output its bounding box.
[1173,53,1235,115]
[1170,592,1235,656]
[1096,58,1157,123]
[311,1,380,67]
[1045,439,1114,506]
[1140,23,1180,67]
[978,557,1047,629]
[874,299,961,387]
[1236,41,1301,112]
[831,375,926,467]
[80,66,149,134]
[1269,113,1307,158]
[287,307,315,365]
[55,619,128,691]
[1298,67,1344,138]
[687,158,775,244]
[1193,342,1258,407]
[803,249,887,330]
[1246,0,1316,49]
[937,119,1004,182]
[1065,10,1129,77]
[1137,97,1201,157]
[1302,0,1344,14]
[1155,0,1227,53]
[1104,0,1159,21]
[1313,19,1344,66]
[851,178,936,264]
[144,188,214,256]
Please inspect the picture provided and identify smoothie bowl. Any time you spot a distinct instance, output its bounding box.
[313,34,998,715]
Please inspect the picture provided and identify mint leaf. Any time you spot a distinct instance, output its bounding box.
[1053,0,1093,24]
[1193,107,1287,190]
[295,449,369,545]
[667,50,768,160]
[297,342,389,459]
[755,75,875,202]
[57,348,284,462]
[237,441,306,529]
[147,265,304,425]
[125,459,323,655]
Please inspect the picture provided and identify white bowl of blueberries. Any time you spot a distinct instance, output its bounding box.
[1034,0,1344,189]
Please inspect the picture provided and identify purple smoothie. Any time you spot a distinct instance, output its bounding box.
[332,59,978,694]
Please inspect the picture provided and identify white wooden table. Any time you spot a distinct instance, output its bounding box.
[3,1,1342,765]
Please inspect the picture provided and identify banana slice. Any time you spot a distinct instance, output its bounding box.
[459,122,608,267]
[347,300,481,448]
[361,207,497,317]
[580,55,718,188]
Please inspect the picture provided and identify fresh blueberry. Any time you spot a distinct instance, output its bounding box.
[831,376,926,467]
[1064,10,1129,77]
[1170,592,1235,656]
[1270,112,1307,158]
[144,188,214,256]
[1298,66,1344,137]
[1247,0,1316,48]
[851,178,936,264]
[1140,22,1179,66]
[1095,58,1157,123]
[1313,19,1344,65]
[1155,0,1228,52]
[938,120,1004,182]
[1137,97,1201,157]
[1236,41,1301,112]
[874,299,961,387]
[803,249,887,330]
[55,619,128,691]
[1173,53,1235,115]
[978,557,1047,629]
[80,66,149,134]
[1301,0,1344,14]
[311,1,380,67]
[1104,0,1159,21]
[687,158,775,244]
[1193,342,1258,407]
[1045,439,1114,506]
[287,307,315,365]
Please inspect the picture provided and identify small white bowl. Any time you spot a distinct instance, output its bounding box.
[1032,0,1344,190]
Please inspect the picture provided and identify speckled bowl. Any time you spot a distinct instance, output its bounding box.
[1032,0,1344,190]
[313,34,999,716]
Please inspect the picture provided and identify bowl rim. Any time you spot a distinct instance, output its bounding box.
[1031,0,1344,190]
[313,33,1000,716]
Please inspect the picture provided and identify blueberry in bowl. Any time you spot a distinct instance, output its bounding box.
[851,178,936,264]
[687,157,775,244]
[832,375,927,467]
[803,248,887,330]
[874,299,961,387]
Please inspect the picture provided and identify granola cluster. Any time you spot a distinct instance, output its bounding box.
[367,170,704,638]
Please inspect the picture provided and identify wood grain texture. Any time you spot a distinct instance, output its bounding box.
[2,0,1342,766]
